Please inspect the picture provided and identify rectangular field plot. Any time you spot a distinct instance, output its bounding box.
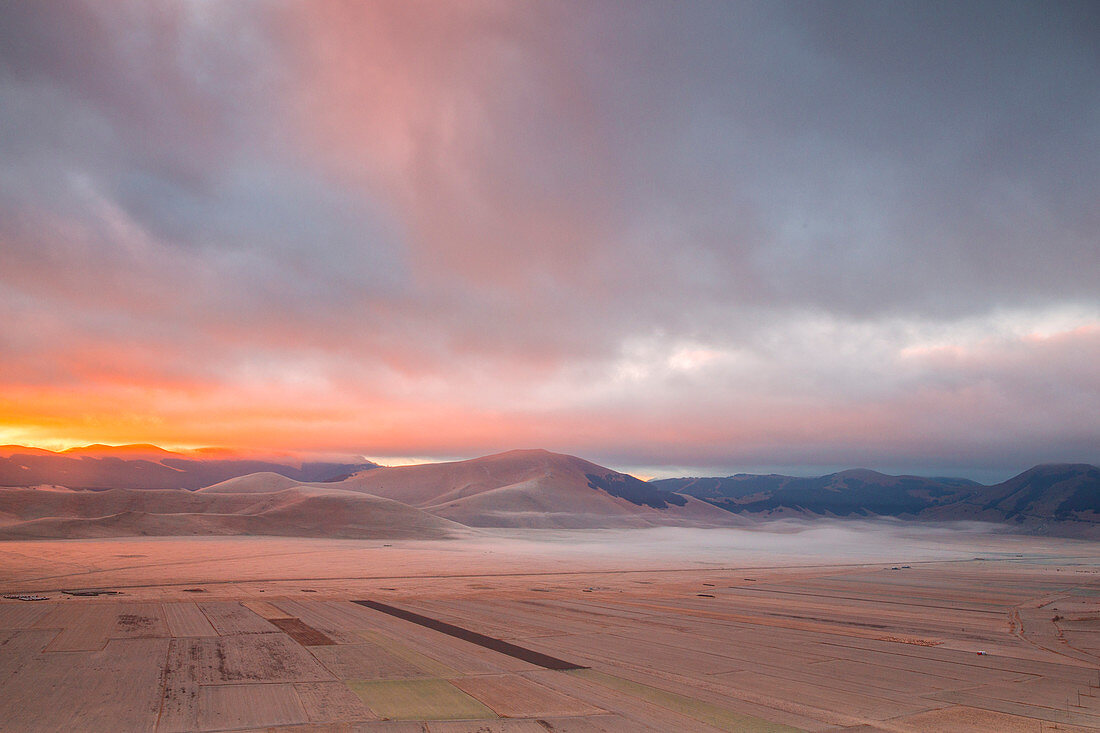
[240,599,288,619]
[294,680,378,722]
[926,688,1100,728]
[111,602,168,638]
[356,628,459,677]
[35,602,118,651]
[0,601,51,629]
[0,638,168,732]
[158,634,335,732]
[198,601,279,635]
[717,668,938,720]
[0,629,61,686]
[348,678,497,721]
[569,669,801,733]
[194,683,309,731]
[309,642,432,680]
[451,674,604,717]
[271,599,379,644]
[163,602,217,637]
[269,616,335,645]
[171,633,334,684]
[891,704,1100,733]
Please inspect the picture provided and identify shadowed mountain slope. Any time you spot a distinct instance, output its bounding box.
[657,464,1100,538]
[655,470,980,517]
[922,464,1100,527]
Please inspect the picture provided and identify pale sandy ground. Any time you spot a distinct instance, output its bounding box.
[1,521,1098,732]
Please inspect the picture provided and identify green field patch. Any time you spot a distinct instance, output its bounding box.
[355,629,459,677]
[347,678,496,721]
[569,669,800,732]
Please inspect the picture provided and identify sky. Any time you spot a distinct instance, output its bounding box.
[0,1,1097,481]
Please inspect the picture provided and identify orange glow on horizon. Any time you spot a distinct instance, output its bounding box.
[3,309,1098,467]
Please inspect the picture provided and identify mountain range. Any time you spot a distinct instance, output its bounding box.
[0,444,377,489]
[0,445,1096,540]
[655,464,1100,537]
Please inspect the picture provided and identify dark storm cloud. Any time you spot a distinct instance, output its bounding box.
[570,1,1100,318]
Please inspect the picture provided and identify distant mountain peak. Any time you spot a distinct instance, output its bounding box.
[494,448,555,457]
[61,443,180,458]
[829,468,890,480]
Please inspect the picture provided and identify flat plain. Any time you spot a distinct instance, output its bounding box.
[0,524,1098,732]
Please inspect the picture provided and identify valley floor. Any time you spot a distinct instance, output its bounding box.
[0,524,1098,732]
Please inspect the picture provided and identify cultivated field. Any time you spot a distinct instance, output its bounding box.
[0,524,1097,731]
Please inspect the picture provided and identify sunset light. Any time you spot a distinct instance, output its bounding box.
[1,2,1096,479]
[1,5,1098,732]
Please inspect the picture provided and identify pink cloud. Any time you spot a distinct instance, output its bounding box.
[0,2,1096,476]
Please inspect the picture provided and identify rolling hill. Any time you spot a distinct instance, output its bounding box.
[0,444,377,489]
[0,445,1094,539]
[0,484,463,540]
[337,449,737,528]
[0,447,735,537]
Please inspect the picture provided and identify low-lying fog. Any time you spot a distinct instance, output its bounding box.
[460,519,1036,568]
[3,519,1068,592]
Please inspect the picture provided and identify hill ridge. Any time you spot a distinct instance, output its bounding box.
[656,463,1099,537]
[0,445,1095,539]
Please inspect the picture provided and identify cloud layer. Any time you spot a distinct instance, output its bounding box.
[1,1,1097,478]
